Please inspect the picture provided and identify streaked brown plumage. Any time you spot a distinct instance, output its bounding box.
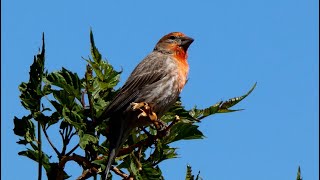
[103,32,194,179]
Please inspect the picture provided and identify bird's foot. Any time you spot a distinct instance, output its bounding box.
[130,102,166,130]
[131,102,155,119]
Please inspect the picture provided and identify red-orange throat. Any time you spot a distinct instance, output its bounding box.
[173,47,189,91]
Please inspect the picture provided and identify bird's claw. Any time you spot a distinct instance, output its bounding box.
[131,102,166,131]
[131,102,154,119]
[131,102,148,111]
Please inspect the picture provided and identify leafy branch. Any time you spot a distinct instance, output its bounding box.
[13,30,256,179]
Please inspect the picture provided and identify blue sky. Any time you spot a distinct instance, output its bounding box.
[2,0,319,179]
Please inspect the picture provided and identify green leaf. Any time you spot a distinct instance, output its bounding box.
[92,156,108,170]
[217,82,257,113]
[49,100,63,114]
[147,142,178,165]
[85,30,121,92]
[296,166,302,180]
[44,68,82,101]
[52,90,76,107]
[20,149,70,179]
[93,98,109,118]
[190,83,257,120]
[139,163,163,180]
[90,29,102,64]
[19,35,45,112]
[163,122,204,144]
[18,148,51,171]
[13,115,36,143]
[79,132,98,150]
[46,111,61,129]
[185,165,202,180]
[163,100,199,123]
[116,154,142,179]
[129,154,142,179]
[118,153,163,180]
[62,106,86,131]
[185,165,194,180]
[42,84,52,96]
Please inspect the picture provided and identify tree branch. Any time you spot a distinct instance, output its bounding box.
[118,115,179,156]
[111,166,133,180]
[42,125,61,157]
[65,144,80,156]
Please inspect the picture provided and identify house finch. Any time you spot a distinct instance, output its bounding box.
[102,32,194,179]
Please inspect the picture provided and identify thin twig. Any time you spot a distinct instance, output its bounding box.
[59,154,94,169]
[59,154,99,180]
[118,115,179,156]
[38,121,42,180]
[42,126,61,156]
[65,144,80,156]
[111,166,132,179]
[60,129,67,156]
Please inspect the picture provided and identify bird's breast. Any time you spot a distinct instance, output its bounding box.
[174,56,189,92]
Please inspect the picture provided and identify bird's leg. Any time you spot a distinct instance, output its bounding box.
[130,102,166,130]
[131,102,148,117]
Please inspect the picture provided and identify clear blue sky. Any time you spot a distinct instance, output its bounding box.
[2,0,319,179]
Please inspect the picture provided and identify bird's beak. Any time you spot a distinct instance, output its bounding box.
[180,36,194,50]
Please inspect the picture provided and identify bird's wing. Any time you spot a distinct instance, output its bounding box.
[102,52,168,116]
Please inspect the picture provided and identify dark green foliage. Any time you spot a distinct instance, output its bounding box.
[13,30,255,179]
[185,165,202,180]
[296,166,302,180]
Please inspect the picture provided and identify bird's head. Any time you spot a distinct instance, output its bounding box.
[154,32,194,55]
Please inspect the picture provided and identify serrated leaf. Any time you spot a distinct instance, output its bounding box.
[163,123,204,144]
[44,68,82,101]
[185,165,194,180]
[19,35,45,112]
[19,82,41,112]
[185,165,202,180]
[79,133,98,150]
[296,166,302,180]
[163,100,199,123]
[218,82,257,113]
[139,163,163,180]
[20,149,70,179]
[129,154,142,179]
[62,106,86,131]
[52,90,76,107]
[18,148,51,171]
[94,98,109,118]
[190,83,257,120]
[46,111,61,129]
[90,29,102,63]
[147,142,178,165]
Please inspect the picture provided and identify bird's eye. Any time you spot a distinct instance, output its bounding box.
[168,36,176,40]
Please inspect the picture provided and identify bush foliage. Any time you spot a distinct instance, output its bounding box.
[13,31,256,180]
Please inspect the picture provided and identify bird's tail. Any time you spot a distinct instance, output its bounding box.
[103,119,131,180]
[104,147,117,179]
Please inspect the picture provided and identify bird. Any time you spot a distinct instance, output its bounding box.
[101,32,194,179]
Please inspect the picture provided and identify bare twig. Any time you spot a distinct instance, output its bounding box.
[65,144,80,156]
[38,121,42,180]
[42,126,61,157]
[111,166,133,180]
[59,154,95,169]
[165,115,180,131]
[60,129,67,156]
